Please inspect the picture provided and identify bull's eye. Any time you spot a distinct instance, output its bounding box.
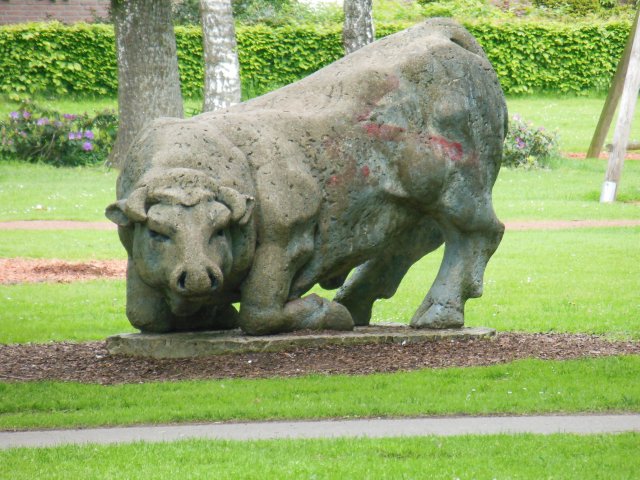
[210,229,226,243]
[148,228,170,242]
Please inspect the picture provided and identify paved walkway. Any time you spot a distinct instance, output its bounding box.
[2,415,639,449]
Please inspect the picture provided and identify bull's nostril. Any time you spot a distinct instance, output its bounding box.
[178,271,187,290]
[208,271,218,290]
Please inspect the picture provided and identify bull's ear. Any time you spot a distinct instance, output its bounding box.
[124,187,149,223]
[105,200,131,227]
[218,186,255,226]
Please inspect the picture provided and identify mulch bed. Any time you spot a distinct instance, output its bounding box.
[0,258,126,284]
[1,333,638,385]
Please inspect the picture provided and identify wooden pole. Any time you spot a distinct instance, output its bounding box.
[600,19,640,203]
[587,10,640,159]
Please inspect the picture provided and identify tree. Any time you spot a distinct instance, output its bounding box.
[342,0,374,55]
[110,0,184,167]
[200,0,242,112]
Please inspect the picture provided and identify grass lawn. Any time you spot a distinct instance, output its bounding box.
[0,230,124,260]
[0,95,202,119]
[1,356,638,430]
[0,162,117,222]
[2,433,639,479]
[1,158,639,223]
[507,94,640,153]
[0,281,132,344]
[493,158,640,220]
[373,228,640,339]
[2,227,638,344]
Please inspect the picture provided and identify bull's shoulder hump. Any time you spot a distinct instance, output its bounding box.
[222,20,486,115]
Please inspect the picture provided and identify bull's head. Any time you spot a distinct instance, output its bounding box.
[106,168,254,315]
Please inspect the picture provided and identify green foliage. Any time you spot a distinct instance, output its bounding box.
[234,0,343,26]
[0,22,117,99]
[421,0,511,19]
[0,21,632,97]
[503,115,559,168]
[236,23,342,94]
[372,0,430,23]
[533,0,601,16]
[0,100,117,166]
[171,0,201,25]
[465,21,629,94]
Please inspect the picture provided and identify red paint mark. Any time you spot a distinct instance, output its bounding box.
[361,165,370,178]
[356,106,374,122]
[326,175,340,187]
[429,135,464,162]
[363,123,405,142]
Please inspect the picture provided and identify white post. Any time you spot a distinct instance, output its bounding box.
[601,21,640,203]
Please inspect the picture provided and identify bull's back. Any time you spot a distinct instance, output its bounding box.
[229,19,500,120]
[220,18,506,188]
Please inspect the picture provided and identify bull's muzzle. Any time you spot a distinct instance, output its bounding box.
[171,264,223,296]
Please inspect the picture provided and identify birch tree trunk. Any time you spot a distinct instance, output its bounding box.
[110,0,184,167]
[343,0,374,55]
[200,0,241,112]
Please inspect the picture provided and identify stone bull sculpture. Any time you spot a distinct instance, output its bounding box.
[106,18,507,335]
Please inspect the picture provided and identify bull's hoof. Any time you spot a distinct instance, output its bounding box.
[410,303,464,329]
[334,297,373,326]
[289,294,355,331]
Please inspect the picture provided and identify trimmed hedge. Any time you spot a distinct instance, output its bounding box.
[0,20,629,98]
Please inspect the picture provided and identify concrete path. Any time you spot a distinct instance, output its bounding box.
[2,415,639,449]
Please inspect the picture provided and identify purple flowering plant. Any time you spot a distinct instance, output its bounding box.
[1,100,117,167]
[503,114,558,168]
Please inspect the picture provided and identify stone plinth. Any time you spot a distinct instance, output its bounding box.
[106,324,496,359]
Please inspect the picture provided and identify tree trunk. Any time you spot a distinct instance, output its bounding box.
[200,0,241,112]
[343,0,374,55]
[110,0,184,167]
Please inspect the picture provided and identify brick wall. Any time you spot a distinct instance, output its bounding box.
[0,0,110,25]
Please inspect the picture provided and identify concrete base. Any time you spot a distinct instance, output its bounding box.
[106,324,496,359]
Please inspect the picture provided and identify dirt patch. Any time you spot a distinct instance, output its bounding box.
[564,152,640,160]
[0,333,637,385]
[506,219,640,230]
[0,258,126,284]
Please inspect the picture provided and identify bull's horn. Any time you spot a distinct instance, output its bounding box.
[218,186,255,226]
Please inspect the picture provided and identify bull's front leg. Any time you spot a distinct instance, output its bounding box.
[411,214,504,329]
[335,218,444,326]
[125,259,176,333]
[238,241,354,336]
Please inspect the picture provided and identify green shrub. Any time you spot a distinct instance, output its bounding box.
[0,100,117,166]
[0,22,117,98]
[465,21,627,93]
[0,21,631,98]
[503,115,559,168]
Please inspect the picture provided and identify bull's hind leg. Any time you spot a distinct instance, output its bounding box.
[411,192,504,329]
[334,219,444,326]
